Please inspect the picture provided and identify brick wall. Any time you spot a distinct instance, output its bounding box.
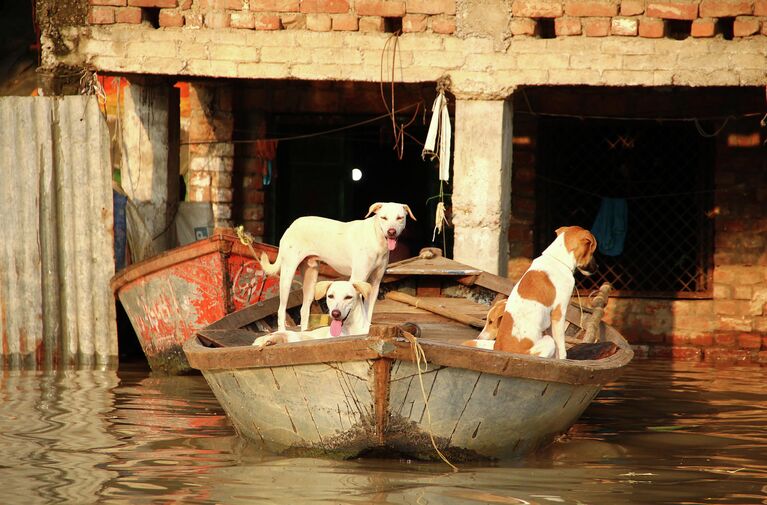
[185,82,235,228]
[506,113,766,364]
[85,0,767,40]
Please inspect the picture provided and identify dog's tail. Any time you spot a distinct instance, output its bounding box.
[260,251,281,276]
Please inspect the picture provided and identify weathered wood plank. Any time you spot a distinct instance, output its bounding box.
[206,288,303,330]
[384,292,486,329]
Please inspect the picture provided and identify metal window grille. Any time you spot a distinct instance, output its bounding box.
[536,118,714,298]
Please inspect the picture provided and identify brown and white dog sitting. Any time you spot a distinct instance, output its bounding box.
[252,280,371,348]
[464,226,597,359]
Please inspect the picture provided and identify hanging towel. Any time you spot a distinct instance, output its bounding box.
[591,197,628,256]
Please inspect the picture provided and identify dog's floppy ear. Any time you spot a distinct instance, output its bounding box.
[555,226,568,236]
[365,202,383,218]
[352,281,372,300]
[314,281,333,300]
[402,204,417,221]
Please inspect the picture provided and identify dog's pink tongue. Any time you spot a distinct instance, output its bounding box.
[330,319,343,337]
[387,237,397,251]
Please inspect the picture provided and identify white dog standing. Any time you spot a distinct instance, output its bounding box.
[252,280,371,347]
[260,202,416,331]
[465,226,597,359]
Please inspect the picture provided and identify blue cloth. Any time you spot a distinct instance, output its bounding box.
[113,190,128,270]
[591,197,627,256]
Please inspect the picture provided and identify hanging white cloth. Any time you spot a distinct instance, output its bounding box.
[422,90,451,182]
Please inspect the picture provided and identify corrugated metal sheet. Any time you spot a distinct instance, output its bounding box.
[0,96,117,369]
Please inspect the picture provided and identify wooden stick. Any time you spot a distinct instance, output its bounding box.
[384,291,486,329]
[582,283,612,343]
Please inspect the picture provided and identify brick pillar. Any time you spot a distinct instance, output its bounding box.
[711,123,767,363]
[120,76,179,252]
[233,112,267,241]
[507,113,538,280]
[186,82,234,228]
[452,97,513,276]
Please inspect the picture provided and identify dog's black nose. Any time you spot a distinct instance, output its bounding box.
[331,309,342,319]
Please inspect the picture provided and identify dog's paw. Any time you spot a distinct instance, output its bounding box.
[252,333,289,348]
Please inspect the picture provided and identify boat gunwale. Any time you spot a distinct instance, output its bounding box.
[110,231,277,292]
[183,323,633,386]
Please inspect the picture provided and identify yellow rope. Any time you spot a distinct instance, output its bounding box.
[401,331,458,472]
[235,225,259,259]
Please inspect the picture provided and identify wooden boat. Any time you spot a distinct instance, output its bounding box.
[112,229,283,374]
[183,252,633,461]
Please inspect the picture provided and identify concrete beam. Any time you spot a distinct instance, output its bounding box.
[452,98,513,276]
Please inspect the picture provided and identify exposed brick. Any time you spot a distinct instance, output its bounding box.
[281,12,306,28]
[115,6,142,22]
[733,16,760,36]
[245,221,265,236]
[402,13,428,31]
[621,0,645,15]
[243,205,265,221]
[714,332,737,346]
[704,347,752,363]
[91,0,126,6]
[555,16,582,34]
[611,16,638,34]
[359,15,385,30]
[159,8,184,26]
[582,16,611,35]
[205,10,230,28]
[250,0,299,10]
[431,15,456,33]
[300,0,350,14]
[510,17,537,35]
[738,333,763,349]
[406,0,456,15]
[756,0,767,15]
[700,0,753,17]
[306,13,332,30]
[254,13,281,29]
[646,1,698,19]
[356,0,407,17]
[757,350,767,363]
[691,17,716,36]
[664,334,690,345]
[185,12,204,27]
[564,0,618,17]
[224,0,246,8]
[727,132,762,147]
[332,13,359,29]
[688,334,714,346]
[89,7,116,24]
[230,11,255,28]
[128,0,178,7]
[638,15,664,36]
[512,0,563,17]
[180,0,192,7]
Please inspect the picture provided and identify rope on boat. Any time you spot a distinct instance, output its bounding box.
[401,331,459,472]
[235,225,259,258]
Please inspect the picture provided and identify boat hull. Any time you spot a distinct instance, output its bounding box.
[112,231,279,374]
[201,359,599,460]
[185,328,628,461]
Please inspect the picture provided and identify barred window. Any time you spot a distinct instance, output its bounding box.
[536,118,714,298]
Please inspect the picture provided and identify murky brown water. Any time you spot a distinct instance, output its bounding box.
[2,360,766,505]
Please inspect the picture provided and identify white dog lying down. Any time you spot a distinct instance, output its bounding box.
[464,226,597,359]
[252,280,371,348]
[260,202,416,332]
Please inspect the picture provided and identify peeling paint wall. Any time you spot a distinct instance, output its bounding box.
[0,96,117,369]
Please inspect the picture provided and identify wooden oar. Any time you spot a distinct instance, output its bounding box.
[384,291,486,329]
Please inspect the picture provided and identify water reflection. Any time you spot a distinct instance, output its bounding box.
[1,361,765,504]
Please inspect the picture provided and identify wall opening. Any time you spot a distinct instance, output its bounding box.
[384,16,403,33]
[717,17,734,40]
[536,18,556,38]
[665,19,692,40]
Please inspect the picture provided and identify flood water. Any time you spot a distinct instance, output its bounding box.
[2,360,766,505]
